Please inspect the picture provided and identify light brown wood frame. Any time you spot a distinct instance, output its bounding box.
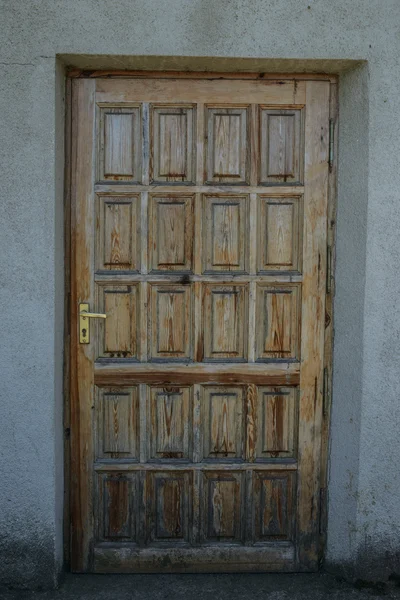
[63,71,338,570]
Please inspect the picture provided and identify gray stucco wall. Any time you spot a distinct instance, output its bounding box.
[1,0,399,588]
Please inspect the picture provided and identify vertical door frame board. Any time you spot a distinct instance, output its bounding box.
[62,71,338,571]
[63,75,72,568]
[318,80,338,564]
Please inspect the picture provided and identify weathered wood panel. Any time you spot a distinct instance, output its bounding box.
[205,107,249,184]
[256,387,297,459]
[96,284,139,359]
[149,284,193,360]
[149,194,194,272]
[203,284,248,361]
[253,471,294,542]
[256,284,301,361]
[201,386,244,461]
[259,109,303,185]
[97,472,139,542]
[145,471,192,544]
[96,386,139,460]
[296,81,329,569]
[70,79,96,572]
[149,387,191,461]
[94,363,300,386]
[201,471,244,544]
[203,195,248,273]
[70,75,331,573]
[97,105,141,182]
[150,105,195,183]
[96,194,140,272]
[257,195,302,273]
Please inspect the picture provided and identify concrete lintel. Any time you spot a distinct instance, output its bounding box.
[57,54,364,75]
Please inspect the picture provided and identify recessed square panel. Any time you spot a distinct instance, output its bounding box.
[203,284,248,362]
[253,472,294,542]
[256,284,300,361]
[205,107,249,184]
[96,386,139,460]
[146,471,192,544]
[201,471,244,544]
[203,195,248,273]
[96,284,139,359]
[97,105,141,182]
[149,284,193,360]
[256,387,297,459]
[149,386,191,461]
[259,108,303,185]
[257,196,302,273]
[149,194,194,272]
[96,195,140,272]
[96,472,139,542]
[150,105,195,183]
[201,386,244,461]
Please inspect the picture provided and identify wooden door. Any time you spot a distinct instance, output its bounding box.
[70,76,330,573]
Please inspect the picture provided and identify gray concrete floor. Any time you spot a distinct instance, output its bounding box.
[1,573,400,600]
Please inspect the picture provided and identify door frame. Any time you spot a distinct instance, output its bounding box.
[63,70,338,570]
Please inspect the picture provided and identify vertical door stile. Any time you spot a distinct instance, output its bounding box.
[70,78,96,572]
[248,192,257,363]
[297,81,329,569]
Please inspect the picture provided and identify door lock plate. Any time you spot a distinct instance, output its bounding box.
[79,303,90,344]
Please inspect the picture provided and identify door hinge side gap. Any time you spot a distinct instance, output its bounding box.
[322,366,330,418]
[328,118,334,172]
[319,486,327,535]
[326,245,332,294]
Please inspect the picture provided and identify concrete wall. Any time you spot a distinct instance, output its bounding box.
[1,0,399,588]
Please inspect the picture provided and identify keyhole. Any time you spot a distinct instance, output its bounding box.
[82,328,87,337]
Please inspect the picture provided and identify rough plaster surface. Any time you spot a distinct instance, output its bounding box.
[1,0,400,588]
[2,573,400,600]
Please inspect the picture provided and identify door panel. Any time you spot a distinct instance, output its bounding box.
[70,77,329,572]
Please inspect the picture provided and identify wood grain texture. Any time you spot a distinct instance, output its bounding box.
[149,387,191,461]
[97,105,141,182]
[201,386,244,461]
[70,75,331,573]
[201,471,244,543]
[96,284,139,359]
[149,193,194,272]
[96,194,140,272]
[94,363,300,386]
[259,109,303,185]
[68,69,337,81]
[96,472,139,542]
[205,106,249,184]
[203,284,248,361]
[70,79,96,572]
[145,471,192,544]
[150,105,195,183]
[203,195,249,273]
[93,544,296,573]
[253,471,295,542]
[255,284,301,361]
[148,284,193,360]
[296,81,329,569]
[96,387,139,460]
[319,82,338,559]
[96,79,306,105]
[257,195,302,273]
[256,387,297,459]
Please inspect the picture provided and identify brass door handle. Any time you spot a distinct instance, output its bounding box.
[79,303,107,344]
